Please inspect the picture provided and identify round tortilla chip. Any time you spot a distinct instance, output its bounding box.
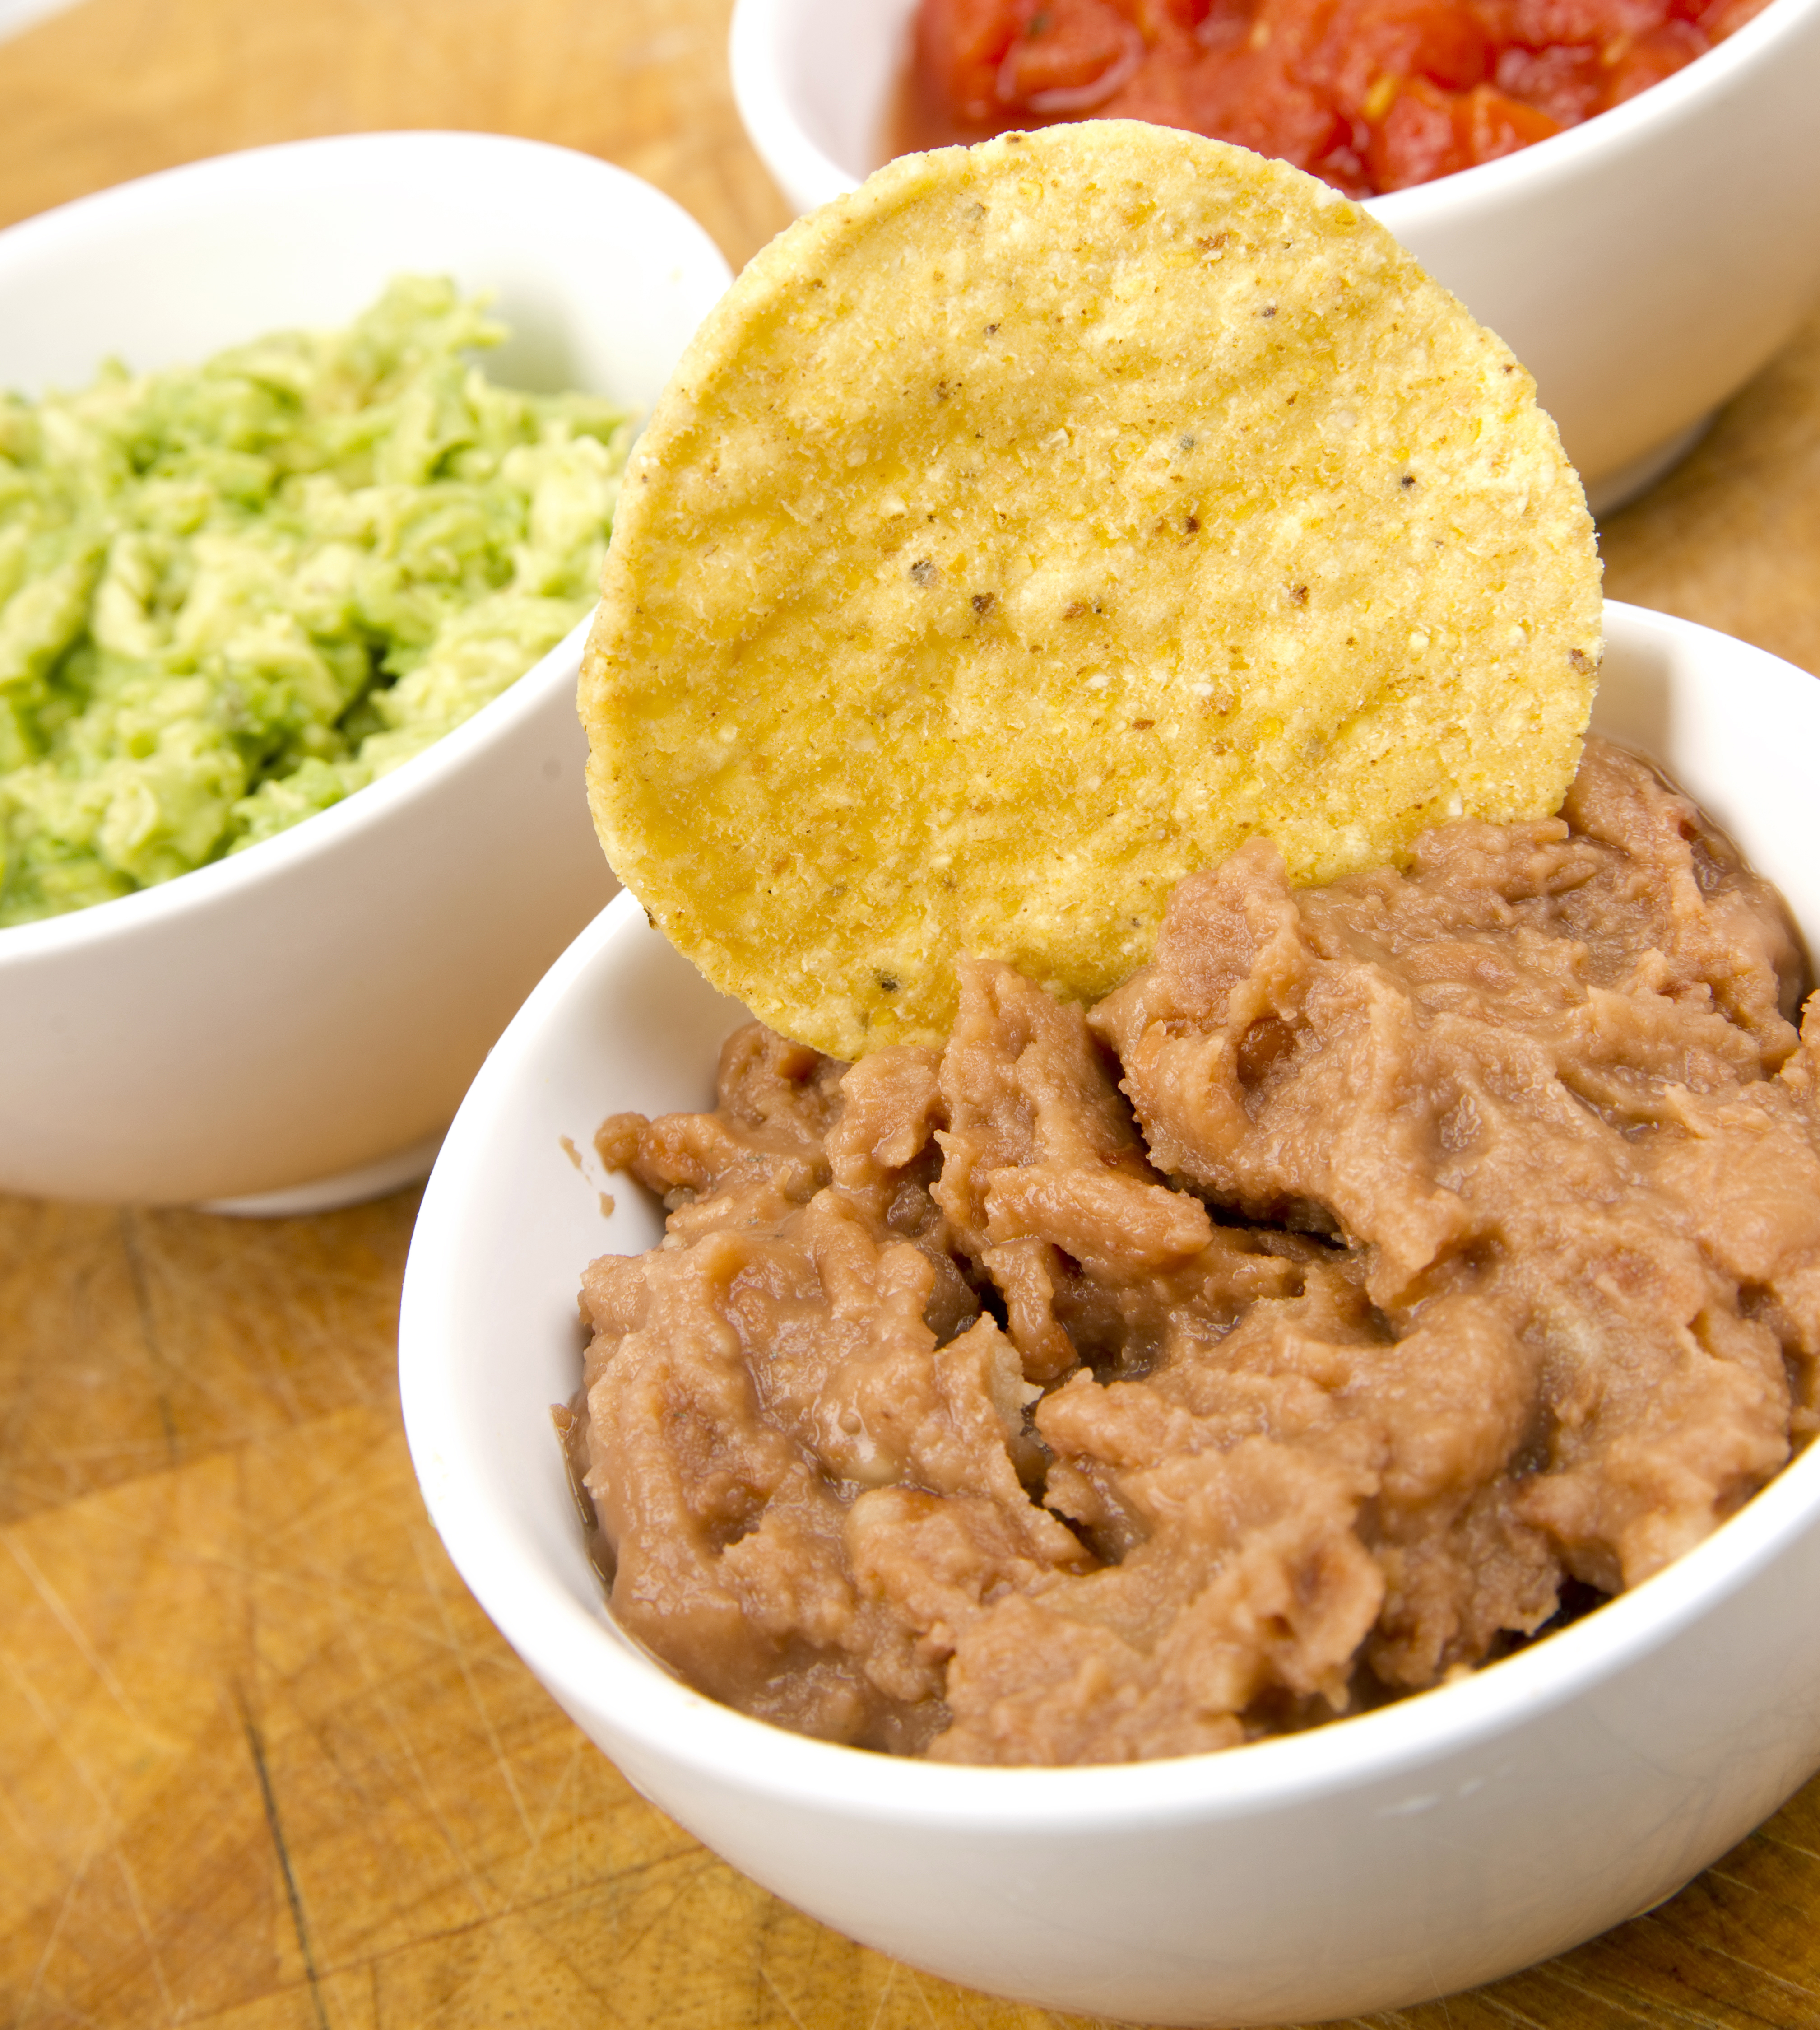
[581,122,1602,1059]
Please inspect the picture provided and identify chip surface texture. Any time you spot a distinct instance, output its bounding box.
[581,122,1602,1058]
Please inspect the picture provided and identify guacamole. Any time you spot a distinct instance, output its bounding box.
[0,277,632,927]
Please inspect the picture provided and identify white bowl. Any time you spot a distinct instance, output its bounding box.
[728,0,1820,513]
[400,600,1820,2024]
[0,131,730,1208]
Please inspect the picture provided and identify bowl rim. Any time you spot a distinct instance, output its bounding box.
[0,128,727,967]
[728,0,1820,220]
[401,596,1820,1830]
[1371,0,1820,225]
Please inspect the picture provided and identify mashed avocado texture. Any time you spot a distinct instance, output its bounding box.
[0,276,631,927]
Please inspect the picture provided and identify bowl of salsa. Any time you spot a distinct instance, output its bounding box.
[729,0,1820,508]
[895,0,1771,198]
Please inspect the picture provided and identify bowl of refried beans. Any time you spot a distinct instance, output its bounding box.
[400,599,1820,2026]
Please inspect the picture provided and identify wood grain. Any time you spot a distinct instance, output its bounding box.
[0,0,793,269]
[3,4,1820,2024]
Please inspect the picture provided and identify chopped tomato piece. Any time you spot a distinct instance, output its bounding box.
[1179,47,1357,168]
[1491,41,1605,123]
[1367,74,1559,186]
[1464,79,1562,153]
[997,0,1150,111]
[915,0,1029,124]
[1366,73,1473,183]
[1698,0,1772,33]
[1313,0,1493,116]
[1606,16,1709,96]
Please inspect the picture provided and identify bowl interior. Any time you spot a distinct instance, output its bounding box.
[742,0,920,202]
[403,599,1820,1808]
[0,129,726,410]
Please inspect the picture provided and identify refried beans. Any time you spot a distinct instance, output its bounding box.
[566,740,1820,1764]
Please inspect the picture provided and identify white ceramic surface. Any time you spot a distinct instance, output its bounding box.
[400,601,1820,2025]
[728,0,1820,512]
[0,131,731,1206]
[0,0,74,42]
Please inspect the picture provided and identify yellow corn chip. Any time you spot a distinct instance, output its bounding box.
[581,122,1601,1058]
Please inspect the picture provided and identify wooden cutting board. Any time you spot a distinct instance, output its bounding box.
[5,5,1820,2022]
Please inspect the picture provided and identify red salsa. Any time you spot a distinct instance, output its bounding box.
[898,0,1771,193]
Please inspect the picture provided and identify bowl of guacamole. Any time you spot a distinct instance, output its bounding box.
[1,274,635,927]
[0,130,731,1206]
